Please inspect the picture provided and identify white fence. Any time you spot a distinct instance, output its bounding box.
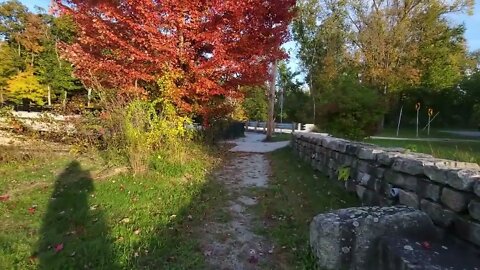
[246,121,315,133]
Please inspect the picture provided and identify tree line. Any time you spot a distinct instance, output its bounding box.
[0,0,84,110]
[291,0,479,138]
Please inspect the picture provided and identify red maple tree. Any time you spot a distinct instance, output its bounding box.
[53,0,295,117]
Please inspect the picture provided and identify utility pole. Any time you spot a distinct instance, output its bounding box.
[266,60,277,141]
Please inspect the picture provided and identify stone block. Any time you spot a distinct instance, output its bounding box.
[334,140,348,153]
[310,206,436,270]
[441,188,472,212]
[474,181,480,197]
[362,189,381,206]
[416,180,441,202]
[378,235,480,270]
[357,160,371,173]
[468,200,480,222]
[374,167,386,178]
[384,170,417,191]
[420,199,456,228]
[356,185,366,200]
[357,147,383,161]
[423,164,448,184]
[447,169,480,191]
[374,178,384,193]
[345,144,359,155]
[392,157,429,176]
[398,189,419,208]
[453,217,480,246]
[358,172,371,187]
[376,152,399,166]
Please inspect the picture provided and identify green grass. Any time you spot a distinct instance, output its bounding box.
[254,147,358,269]
[367,139,480,164]
[0,144,227,269]
[376,127,479,140]
[270,133,292,142]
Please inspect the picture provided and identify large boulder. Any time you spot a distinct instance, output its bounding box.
[310,206,436,270]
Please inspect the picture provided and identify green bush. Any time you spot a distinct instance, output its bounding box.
[317,75,385,140]
[75,96,194,174]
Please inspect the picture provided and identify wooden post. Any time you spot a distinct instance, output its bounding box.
[266,60,277,141]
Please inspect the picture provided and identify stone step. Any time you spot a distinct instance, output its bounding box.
[379,235,480,269]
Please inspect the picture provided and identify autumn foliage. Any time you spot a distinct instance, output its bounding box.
[53,0,295,117]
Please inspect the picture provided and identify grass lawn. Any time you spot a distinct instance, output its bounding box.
[376,127,479,140]
[0,144,227,269]
[270,133,292,142]
[366,138,480,164]
[254,147,358,269]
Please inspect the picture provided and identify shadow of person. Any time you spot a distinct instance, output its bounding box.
[36,161,119,269]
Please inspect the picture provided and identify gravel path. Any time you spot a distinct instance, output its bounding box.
[200,133,289,269]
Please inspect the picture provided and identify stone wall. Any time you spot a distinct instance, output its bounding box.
[292,132,480,247]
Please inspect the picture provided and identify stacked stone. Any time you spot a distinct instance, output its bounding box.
[292,133,480,248]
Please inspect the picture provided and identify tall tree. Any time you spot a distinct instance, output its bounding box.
[36,15,79,106]
[53,0,296,119]
[13,13,47,66]
[294,0,473,130]
[0,43,18,103]
[0,0,28,42]
[276,61,311,123]
[242,85,268,122]
[5,68,46,105]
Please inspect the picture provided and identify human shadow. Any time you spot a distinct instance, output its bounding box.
[36,161,119,269]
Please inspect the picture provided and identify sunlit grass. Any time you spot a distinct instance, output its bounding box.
[0,144,226,269]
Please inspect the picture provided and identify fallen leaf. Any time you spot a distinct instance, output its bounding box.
[28,254,38,264]
[0,194,10,202]
[248,255,258,264]
[421,241,431,250]
[28,207,36,215]
[54,243,64,253]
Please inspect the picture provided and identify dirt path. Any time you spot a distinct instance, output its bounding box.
[200,133,289,270]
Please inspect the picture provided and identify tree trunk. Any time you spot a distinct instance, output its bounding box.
[62,91,67,111]
[87,88,92,107]
[266,60,277,141]
[47,85,52,106]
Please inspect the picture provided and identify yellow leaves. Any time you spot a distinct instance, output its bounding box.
[5,69,46,105]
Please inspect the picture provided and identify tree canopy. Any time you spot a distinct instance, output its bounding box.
[53,0,296,118]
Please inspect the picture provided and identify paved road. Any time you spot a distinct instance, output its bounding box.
[228,132,290,153]
[439,130,480,138]
[371,136,480,143]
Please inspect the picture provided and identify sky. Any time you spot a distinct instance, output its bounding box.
[19,0,480,81]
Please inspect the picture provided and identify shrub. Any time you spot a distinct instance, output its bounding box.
[124,98,193,174]
[317,75,385,140]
